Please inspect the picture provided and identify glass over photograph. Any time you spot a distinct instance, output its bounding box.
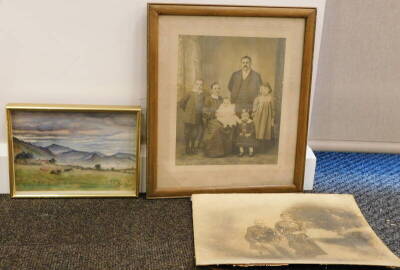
[176,35,285,165]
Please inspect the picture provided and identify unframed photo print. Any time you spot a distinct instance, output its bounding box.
[192,193,400,267]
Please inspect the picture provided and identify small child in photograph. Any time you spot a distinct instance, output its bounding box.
[216,97,241,128]
[236,111,256,157]
[253,84,275,151]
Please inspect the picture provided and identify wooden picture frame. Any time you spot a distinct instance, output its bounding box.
[147,4,316,198]
[7,104,141,198]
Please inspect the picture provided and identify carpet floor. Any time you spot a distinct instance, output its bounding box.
[0,151,399,270]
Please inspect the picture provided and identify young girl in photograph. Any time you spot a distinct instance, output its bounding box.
[236,111,256,157]
[253,84,275,151]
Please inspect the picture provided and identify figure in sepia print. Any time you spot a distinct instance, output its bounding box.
[176,35,285,165]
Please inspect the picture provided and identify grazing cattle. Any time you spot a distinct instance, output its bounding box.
[50,169,62,175]
[64,168,73,172]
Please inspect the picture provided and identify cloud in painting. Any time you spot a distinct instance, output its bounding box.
[12,111,137,155]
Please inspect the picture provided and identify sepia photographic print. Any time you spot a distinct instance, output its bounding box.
[7,104,141,198]
[192,194,400,267]
[147,4,316,197]
[176,35,285,166]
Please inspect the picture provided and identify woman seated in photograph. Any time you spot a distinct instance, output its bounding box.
[203,95,240,158]
[202,82,223,125]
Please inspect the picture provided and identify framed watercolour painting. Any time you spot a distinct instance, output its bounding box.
[6,104,141,198]
[147,4,316,198]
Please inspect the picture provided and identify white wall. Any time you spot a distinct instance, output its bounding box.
[0,0,326,193]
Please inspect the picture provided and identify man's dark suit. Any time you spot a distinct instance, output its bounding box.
[228,69,263,114]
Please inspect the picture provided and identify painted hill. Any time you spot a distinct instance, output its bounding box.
[56,150,93,162]
[13,137,54,159]
[80,153,134,170]
[46,144,72,155]
[111,153,135,160]
[82,152,106,161]
[12,137,135,169]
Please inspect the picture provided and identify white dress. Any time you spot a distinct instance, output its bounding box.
[216,103,241,127]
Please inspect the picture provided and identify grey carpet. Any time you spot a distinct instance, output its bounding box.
[0,151,399,269]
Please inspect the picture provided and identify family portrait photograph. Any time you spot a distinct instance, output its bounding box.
[148,4,316,197]
[176,35,285,165]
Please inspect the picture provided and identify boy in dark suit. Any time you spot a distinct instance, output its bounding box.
[179,79,205,154]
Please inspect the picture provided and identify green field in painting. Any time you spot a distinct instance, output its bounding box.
[14,164,135,191]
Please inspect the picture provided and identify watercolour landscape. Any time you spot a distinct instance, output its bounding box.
[9,109,139,196]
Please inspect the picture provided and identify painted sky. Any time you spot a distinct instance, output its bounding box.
[12,111,137,155]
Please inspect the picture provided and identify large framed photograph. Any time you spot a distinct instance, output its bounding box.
[147,4,316,198]
[6,104,141,198]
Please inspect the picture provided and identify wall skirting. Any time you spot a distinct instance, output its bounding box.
[0,143,7,158]
[0,143,10,194]
[309,139,400,154]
